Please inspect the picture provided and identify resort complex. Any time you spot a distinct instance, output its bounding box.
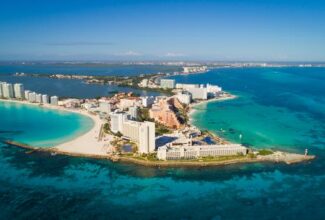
[0,75,314,166]
[0,77,257,163]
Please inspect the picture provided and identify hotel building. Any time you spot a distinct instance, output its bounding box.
[118,98,140,110]
[157,144,247,160]
[183,66,207,74]
[35,94,42,103]
[177,91,192,105]
[138,121,155,153]
[176,83,199,90]
[141,96,155,107]
[109,111,128,133]
[160,79,175,89]
[186,87,208,100]
[24,90,30,100]
[0,82,4,98]
[28,92,36,102]
[128,106,138,120]
[13,83,24,99]
[42,94,49,104]
[122,119,155,154]
[149,99,181,129]
[109,110,156,154]
[2,83,14,99]
[50,96,59,105]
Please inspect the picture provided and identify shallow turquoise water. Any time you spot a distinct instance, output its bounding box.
[178,67,325,153]
[0,101,94,147]
[0,67,325,219]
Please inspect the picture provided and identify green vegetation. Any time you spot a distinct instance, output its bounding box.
[115,131,123,138]
[126,153,159,161]
[247,152,257,159]
[258,149,274,156]
[175,105,189,124]
[199,154,246,162]
[103,123,111,134]
[155,123,173,136]
[137,108,152,122]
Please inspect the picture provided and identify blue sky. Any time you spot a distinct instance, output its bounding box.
[1,0,325,61]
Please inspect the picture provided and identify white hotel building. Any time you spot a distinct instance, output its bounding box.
[13,83,24,99]
[0,82,5,97]
[42,94,49,104]
[50,96,59,105]
[160,79,175,89]
[157,144,247,160]
[2,83,14,98]
[110,111,156,154]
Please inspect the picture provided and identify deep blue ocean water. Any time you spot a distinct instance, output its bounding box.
[0,67,325,219]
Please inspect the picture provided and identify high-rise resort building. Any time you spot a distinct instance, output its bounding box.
[50,96,59,105]
[42,94,49,104]
[139,121,155,154]
[0,82,4,98]
[160,79,175,89]
[24,90,30,100]
[109,111,128,133]
[28,92,36,103]
[122,120,156,154]
[128,106,138,120]
[13,83,24,99]
[3,83,14,99]
[35,94,42,103]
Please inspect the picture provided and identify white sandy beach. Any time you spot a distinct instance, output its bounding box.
[0,99,109,156]
[54,110,108,156]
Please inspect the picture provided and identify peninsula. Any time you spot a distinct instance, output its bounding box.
[0,78,315,167]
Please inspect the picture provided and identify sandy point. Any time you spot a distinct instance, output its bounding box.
[53,109,108,156]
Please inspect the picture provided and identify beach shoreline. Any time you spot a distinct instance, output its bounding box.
[188,93,237,125]
[0,99,108,156]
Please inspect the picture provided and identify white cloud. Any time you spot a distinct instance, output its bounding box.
[121,50,142,56]
[164,52,185,57]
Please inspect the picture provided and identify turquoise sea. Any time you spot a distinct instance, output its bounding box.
[0,67,325,219]
[0,101,94,147]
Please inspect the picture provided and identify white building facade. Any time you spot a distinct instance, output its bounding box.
[138,121,155,154]
[157,144,247,160]
[13,83,24,99]
[2,83,14,98]
[177,92,192,104]
[50,96,59,105]
[186,87,208,100]
[141,96,155,107]
[160,79,175,89]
